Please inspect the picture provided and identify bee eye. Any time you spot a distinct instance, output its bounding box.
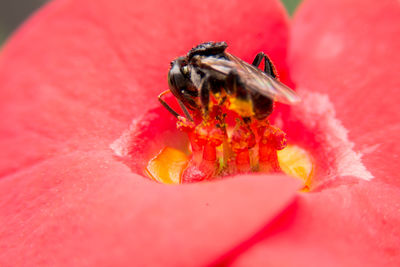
[181,66,189,75]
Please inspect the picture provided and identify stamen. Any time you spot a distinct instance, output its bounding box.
[231,119,256,173]
[198,142,218,179]
[257,122,287,172]
[235,149,251,173]
[259,137,280,172]
[146,95,314,190]
[176,116,202,165]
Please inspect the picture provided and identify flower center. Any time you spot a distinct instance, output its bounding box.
[142,97,314,190]
[145,144,314,191]
[111,90,372,192]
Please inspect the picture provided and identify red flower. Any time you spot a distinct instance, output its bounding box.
[0,0,399,266]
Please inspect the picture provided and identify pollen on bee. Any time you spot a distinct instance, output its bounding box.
[228,97,254,118]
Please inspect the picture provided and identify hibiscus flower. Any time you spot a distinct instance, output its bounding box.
[0,0,399,266]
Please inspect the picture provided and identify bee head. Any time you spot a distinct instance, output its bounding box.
[168,57,189,93]
[168,57,199,110]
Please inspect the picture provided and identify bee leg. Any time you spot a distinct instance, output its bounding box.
[252,52,264,68]
[199,75,211,118]
[158,90,200,176]
[252,52,278,79]
[226,70,239,95]
[158,90,195,122]
[177,99,193,122]
[158,90,181,118]
[227,70,251,101]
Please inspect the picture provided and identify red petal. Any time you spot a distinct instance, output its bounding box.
[231,180,400,266]
[289,0,400,186]
[0,152,300,265]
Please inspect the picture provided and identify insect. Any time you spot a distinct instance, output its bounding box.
[159,41,300,122]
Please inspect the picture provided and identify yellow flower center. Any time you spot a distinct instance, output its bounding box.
[145,144,314,190]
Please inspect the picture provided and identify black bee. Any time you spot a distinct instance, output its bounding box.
[159,41,300,121]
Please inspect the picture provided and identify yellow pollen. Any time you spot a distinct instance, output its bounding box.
[228,97,254,117]
[277,145,314,191]
[145,147,188,184]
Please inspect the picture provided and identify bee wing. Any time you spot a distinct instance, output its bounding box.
[197,54,301,105]
[195,56,234,76]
